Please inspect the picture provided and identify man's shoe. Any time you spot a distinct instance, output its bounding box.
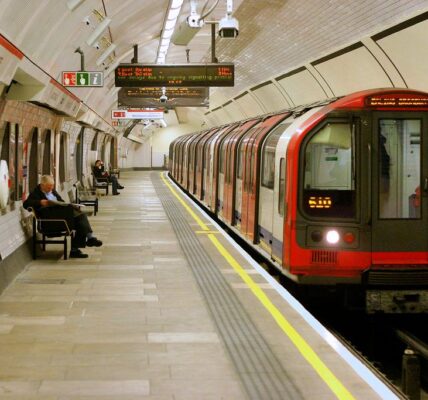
[118,185,125,189]
[87,237,103,247]
[113,192,120,195]
[69,249,89,258]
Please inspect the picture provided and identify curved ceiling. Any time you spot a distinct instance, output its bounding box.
[0,0,428,129]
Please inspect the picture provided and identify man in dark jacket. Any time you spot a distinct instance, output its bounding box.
[93,160,123,195]
[23,175,102,258]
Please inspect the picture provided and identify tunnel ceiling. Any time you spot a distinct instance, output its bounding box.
[0,0,428,128]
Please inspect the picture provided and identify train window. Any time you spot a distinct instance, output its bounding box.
[278,158,286,216]
[219,141,226,174]
[237,144,243,179]
[261,124,286,189]
[378,119,421,219]
[302,122,356,218]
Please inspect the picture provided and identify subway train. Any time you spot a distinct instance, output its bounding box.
[169,88,428,313]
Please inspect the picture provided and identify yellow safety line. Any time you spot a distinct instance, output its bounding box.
[196,230,221,234]
[161,175,209,231]
[161,173,355,400]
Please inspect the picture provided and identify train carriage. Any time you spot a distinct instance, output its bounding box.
[170,88,428,313]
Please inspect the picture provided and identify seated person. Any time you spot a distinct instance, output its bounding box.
[23,175,102,258]
[93,160,124,196]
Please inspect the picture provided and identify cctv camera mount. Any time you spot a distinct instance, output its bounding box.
[218,15,239,38]
[171,0,204,46]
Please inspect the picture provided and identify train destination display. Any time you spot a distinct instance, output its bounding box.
[115,63,234,87]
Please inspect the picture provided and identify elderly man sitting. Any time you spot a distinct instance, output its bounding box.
[23,175,102,258]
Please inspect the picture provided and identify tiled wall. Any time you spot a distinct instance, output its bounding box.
[210,0,428,102]
[0,206,29,260]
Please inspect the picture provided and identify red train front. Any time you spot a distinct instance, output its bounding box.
[169,89,428,313]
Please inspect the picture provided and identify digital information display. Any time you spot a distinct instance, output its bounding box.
[308,196,332,209]
[115,63,234,87]
[118,87,209,107]
[367,95,428,108]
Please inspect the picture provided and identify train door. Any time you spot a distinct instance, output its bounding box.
[217,140,227,217]
[370,112,428,262]
[208,126,236,211]
[241,113,290,242]
[222,119,259,224]
[258,121,292,257]
[198,128,218,200]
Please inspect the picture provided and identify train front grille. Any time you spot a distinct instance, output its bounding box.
[363,268,428,286]
[311,250,337,265]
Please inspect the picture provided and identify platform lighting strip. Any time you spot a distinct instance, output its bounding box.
[156,0,184,64]
[163,172,400,400]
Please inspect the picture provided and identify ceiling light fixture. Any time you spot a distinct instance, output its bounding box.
[67,0,85,11]
[156,0,184,64]
[86,17,112,47]
[96,43,116,66]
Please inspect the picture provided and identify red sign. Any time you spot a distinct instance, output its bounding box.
[62,72,77,86]
[112,111,126,118]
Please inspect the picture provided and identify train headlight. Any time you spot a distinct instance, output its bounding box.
[326,230,340,244]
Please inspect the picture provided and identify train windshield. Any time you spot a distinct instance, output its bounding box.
[302,122,356,218]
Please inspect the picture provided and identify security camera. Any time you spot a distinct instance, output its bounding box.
[159,94,168,103]
[218,16,239,38]
[83,16,91,25]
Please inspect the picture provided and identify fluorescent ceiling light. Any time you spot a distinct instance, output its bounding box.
[86,17,111,47]
[156,0,184,63]
[96,43,116,65]
[67,0,85,11]
[171,0,183,8]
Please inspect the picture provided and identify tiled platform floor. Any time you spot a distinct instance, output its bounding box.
[0,172,392,399]
[0,172,246,400]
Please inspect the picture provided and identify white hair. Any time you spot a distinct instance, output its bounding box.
[40,175,54,185]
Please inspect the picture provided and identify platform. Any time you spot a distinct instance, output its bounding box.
[0,171,397,399]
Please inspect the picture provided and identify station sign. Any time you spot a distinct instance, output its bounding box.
[62,71,104,87]
[115,63,234,87]
[111,109,164,120]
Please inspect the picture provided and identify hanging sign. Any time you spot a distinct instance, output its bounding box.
[62,71,104,87]
[111,109,164,120]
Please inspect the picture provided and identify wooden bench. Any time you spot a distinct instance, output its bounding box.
[28,207,73,260]
[92,174,109,195]
[74,182,99,215]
